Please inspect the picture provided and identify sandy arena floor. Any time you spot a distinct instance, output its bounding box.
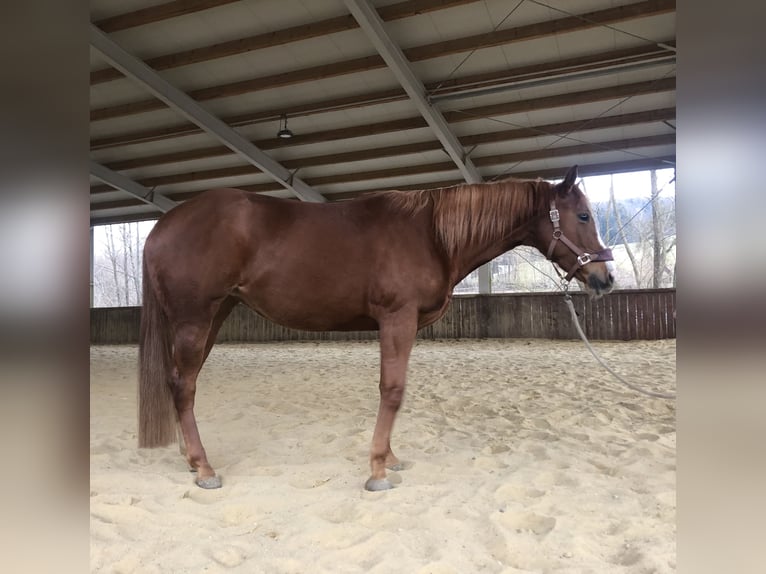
[90,338,676,573]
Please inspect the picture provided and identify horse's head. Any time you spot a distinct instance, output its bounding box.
[527,166,615,296]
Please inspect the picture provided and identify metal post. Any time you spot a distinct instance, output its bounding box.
[90,226,95,307]
[478,262,491,294]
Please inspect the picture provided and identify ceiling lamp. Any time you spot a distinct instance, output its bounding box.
[277,114,293,139]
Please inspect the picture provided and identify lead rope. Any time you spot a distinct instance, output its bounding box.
[560,283,676,400]
[513,246,676,400]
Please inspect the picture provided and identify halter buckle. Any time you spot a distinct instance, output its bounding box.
[549,208,560,223]
[577,253,592,266]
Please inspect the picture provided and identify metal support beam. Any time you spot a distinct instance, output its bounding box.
[90,160,177,212]
[478,262,491,295]
[90,226,95,307]
[344,0,490,292]
[344,0,482,184]
[90,24,325,203]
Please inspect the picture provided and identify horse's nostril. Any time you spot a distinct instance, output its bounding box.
[608,273,614,283]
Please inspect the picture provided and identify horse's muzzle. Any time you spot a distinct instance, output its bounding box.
[586,268,615,296]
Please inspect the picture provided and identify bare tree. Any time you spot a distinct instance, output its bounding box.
[104,226,123,306]
[120,224,130,304]
[649,170,677,288]
[609,174,643,287]
[93,222,152,307]
[120,222,142,304]
[134,223,142,300]
[651,170,662,288]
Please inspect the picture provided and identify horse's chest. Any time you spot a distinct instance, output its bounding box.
[417,293,453,328]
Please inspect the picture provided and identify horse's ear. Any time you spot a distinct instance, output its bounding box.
[556,165,578,196]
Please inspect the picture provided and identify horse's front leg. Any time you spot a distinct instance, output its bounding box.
[365,311,417,491]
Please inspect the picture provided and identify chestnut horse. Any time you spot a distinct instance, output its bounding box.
[138,165,614,490]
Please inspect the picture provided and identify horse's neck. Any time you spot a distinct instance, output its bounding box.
[450,226,529,288]
[427,182,544,287]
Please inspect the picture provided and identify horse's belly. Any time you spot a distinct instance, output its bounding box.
[236,289,378,332]
[253,307,378,332]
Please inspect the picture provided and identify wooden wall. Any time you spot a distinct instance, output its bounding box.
[90,289,675,344]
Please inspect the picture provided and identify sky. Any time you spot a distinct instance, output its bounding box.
[579,167,676,203]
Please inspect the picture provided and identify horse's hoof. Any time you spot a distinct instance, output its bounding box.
[196,475,222,489]
[364,478,393,491]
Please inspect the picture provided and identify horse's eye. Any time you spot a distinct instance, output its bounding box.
[577,213,590,223]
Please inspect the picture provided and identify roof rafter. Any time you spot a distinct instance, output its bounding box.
[93,0,239,33]
[344,0,480,183]
[90,24,325,203]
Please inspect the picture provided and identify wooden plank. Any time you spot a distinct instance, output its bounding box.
[651,289,661,339]
[590,294,600,339]
[637,291,646,339]
[622,292,631,340]
[667,290,677,338]
[608,295,616,340]
[644,291,652,339]
[93,0,239,33]
[523,295,532,338]
[617,292,625,340]
[607,293,617,340]
[557,295,572,339]
[630,292,639,340]
[580,293,596,339]
[613,292,622,340]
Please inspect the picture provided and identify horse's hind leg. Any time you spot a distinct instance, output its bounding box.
[202,297,238,363]
[171,319,221,489]
[177,297,237,461]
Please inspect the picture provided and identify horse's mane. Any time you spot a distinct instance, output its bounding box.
[383,178,554,256]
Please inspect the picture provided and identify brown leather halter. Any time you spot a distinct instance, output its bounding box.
[545,200,613,282]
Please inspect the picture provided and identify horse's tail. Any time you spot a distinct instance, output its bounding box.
[138,257,177,448]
